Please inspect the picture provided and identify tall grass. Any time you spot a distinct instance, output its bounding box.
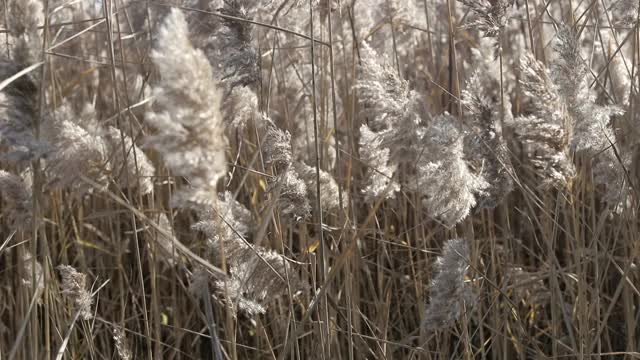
[0,0,639,359]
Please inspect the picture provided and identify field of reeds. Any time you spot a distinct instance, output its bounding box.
[0,0,639,358]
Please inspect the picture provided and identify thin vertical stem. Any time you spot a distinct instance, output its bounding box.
[386,0,401,76]
[33,1,51,359]
[446,0,461,115]
[327,5,353,359]
[524,0,536,56]
[2,0,9,58]
[102,1,152,359]
[309,0,329,358]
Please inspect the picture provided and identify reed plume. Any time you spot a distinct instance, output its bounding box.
[462,71,514,208]
[146,8,228,206]
[112,326,133,360]
[57,265,94,320]
[516,53,575,189]
[552,25,629,207]
[42,104,111,192]
[458,0,514,38]
[355,42,424,200]
[294,161,341,211]
[423,238,474,331]
[416,114,488,226]
[104,127,156,195]
[217,0,260,89]
[263,124,311,219]
[358,124,400,200]
[193,191,304,315]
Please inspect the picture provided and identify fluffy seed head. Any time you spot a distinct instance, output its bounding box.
[458,0,514,38]
[146,9,228,205]
[113,326,133,360]
[294,161,341,211]
[416,114,488,226]
[354,42,421,132]
[264,125,294,172]
[104,127,155,195]
[191,192,305,315]
[218,0,259,89]
[551,25,629,207]
[423,238,474,331]
[462,72,514,208]
[58,265,94,320]
[42,104,111,192]
[515,53,576,189]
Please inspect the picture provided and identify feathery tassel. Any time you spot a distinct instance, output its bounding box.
[58,265,94,320]
[423,238,474,331]
[146,9,228,206]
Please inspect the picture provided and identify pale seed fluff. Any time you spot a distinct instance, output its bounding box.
[217,0,259,89]
[263,125,311,219]
[223,85,259,130]
[359,124,400,201]
[355,42,412,130]
[146,8,227,205]
[592,149,632,209]
[423,238,474,331]
[264,125,294,172]
[215,273,266,315]
[192,191,253,240]
[513,115,576,188]
[354,42,422,138]
[600,32,632,107]
[213,245,303,316]
[552,25,629,208]
[355,42,424,200]
[551,25,622,155]
[42,103,111,193]
[515,53,575,189]
[42,103,155,195]
[293,161,341,211]
[469,36,518,97]
[57,265,94,320]
[416,114,488,226]
[276,169,311,220]
[104,127,155,195]
[469,37,503,94]
[8,0,43,36]
[458,0,513,38]
[191,192,304,315]
[462,71,514,209]
[113,326,133,360]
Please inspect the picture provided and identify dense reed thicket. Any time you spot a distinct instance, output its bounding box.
[0,0,639,358]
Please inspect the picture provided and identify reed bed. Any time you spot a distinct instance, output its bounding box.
[0,0,639,359]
